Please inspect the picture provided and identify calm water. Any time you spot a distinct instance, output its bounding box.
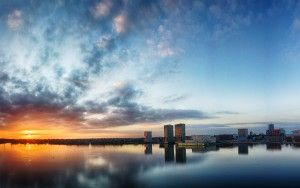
[0,143,300,188]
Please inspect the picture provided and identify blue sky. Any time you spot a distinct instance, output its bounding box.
[0,0,300,137]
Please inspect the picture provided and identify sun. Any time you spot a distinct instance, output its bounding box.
[21,130,34,138]
[24,130,33,136]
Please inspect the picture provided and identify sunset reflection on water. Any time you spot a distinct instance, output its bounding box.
[0,144,300,188]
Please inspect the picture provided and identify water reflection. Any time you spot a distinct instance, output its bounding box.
[144,144,152,155]
[164,144,174,162]
[0,143,300,187]
[175,147,186,164]
[238,144,249,155]
[266,143,282,150]
[192,145,218,153]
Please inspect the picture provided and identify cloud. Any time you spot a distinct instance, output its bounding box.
[7,10,23,30]
[214,111,240,115]
[163,94,187,103]
[97,35,115,50]
[91,0,113,19]
[87,82,209,127]
[114,12,129,34]
[292,18,300,31]
[157,41,175,57]
[0,72,9,83]
[0,78,209,129]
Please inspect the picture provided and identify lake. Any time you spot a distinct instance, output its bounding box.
[0,143,300,188]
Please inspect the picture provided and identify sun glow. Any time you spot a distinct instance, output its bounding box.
[23,130,33,136]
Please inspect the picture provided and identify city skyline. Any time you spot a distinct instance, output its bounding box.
[1,0,300,138]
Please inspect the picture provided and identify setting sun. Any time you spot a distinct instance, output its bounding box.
[23,130,33,136]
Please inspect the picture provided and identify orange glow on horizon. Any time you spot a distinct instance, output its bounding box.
[0,122,145,139]
[0,111,164,139]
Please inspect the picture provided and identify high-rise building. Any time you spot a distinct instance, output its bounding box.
[175,123,186,143]
[238,128,248,138]
[238,129,248,137]
[164,125,174,143]
[144,131,152,143]
[266,124,275,136]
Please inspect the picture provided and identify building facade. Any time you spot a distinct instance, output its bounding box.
[144,131,152,143]
[238,128,248,141]
[216,134,234,141]
[164,125,174,143]
[266,124,275,135]
[175,123,186,143]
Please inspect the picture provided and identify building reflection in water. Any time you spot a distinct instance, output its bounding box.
[144,144,152,155]
[164,144,175,162]
[175,147,186,164]
[266,143,282,150]
[192,145,218,153]
[238,144,249,155]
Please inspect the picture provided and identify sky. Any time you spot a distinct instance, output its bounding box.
[0,0,300,138]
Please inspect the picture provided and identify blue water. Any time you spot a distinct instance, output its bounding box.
[0,143,299,188]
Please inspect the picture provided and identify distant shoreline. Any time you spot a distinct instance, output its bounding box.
[0,138,297,147]
[0,138,163,145]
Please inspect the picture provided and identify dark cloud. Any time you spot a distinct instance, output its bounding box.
[0,72,9,83]
[88,83,209,127]
[0,80,209,128]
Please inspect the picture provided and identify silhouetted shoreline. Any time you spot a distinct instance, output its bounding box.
[0,138,163,145]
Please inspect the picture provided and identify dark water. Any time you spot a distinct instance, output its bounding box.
[0,143,300,188]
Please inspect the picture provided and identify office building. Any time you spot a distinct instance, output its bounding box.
[164,125,174,143]
[238,128,248,141]
[144,131,152,143]
[293,130,300,135]
[216,134,234,141]
[175,123,186,143]
[266,124,285,142]
[266,124,275,135]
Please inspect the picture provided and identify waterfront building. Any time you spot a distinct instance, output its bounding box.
[265,124,285,143]
[216,134,234,141]
[191,135,216,144]
[293,135,300,144]
[164,125,174,143]
[238,128,248,141]
[175,123,186,143]
[266,124,275,135]
[144,131,152,143]
[292,130,300,135]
